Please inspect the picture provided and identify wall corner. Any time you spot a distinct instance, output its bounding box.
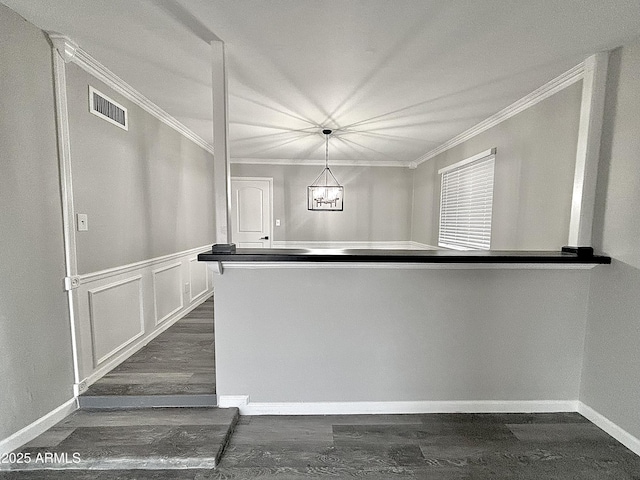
[47,33,78,63]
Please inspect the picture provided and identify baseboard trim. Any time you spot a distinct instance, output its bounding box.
[218,395,250,408]
[75,292,213,395]
[270,240,437,250]
[578,402,640,457]
[0,398,78,455]
[217,396,577,416]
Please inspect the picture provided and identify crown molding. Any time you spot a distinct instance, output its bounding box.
[230,157,411,168]
[48,33,78,63]
[414,62,585,166]
[46,33,214,155]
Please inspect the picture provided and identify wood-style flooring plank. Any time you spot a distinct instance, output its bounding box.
[82,298,215,397]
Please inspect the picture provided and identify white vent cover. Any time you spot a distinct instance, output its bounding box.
[89,86,128,130]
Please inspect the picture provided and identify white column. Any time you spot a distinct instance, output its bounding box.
[49,33,82,390]
[568,52,609,246]
[211,40,232,244]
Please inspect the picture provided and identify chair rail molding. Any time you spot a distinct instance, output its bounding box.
[79,245,212,284]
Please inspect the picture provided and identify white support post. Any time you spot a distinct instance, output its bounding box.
[568,52,609,247]
[49,34,79,277]
[49,33,82,388]
[211,40,231,244]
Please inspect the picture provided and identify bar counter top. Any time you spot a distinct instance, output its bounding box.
[198,246,611,265]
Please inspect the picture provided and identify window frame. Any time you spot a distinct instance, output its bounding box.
[437,148,496,251]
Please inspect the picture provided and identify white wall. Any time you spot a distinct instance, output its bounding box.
[581,38,640,442]
[59,49,216,392]
[412,82,582,250]
[214,266,590,409]
[0,6,217,444]
[3,0,638,454]
[0,4,74,443]
[66,64,216,274]
[232,82,583,251]
[231,163,413,243]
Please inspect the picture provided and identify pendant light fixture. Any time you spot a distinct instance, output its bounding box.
[307,129,344,211]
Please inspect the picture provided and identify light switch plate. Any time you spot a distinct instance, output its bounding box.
[275,219,281,226]
[77,213,88,231]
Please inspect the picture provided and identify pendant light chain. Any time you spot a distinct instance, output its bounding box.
[324,131,329,184]
[325,132,329,169]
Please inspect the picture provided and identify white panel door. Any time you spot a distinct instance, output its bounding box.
[231,178,272,248]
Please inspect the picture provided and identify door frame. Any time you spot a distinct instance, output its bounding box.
[230,176,274,248]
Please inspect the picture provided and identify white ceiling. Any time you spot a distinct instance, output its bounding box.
[4,0,640,166]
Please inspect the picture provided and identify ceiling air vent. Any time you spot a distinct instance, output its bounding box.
[89,86,128,130]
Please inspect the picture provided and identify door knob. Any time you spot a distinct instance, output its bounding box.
[260,236,269,240]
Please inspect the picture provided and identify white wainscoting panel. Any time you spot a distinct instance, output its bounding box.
[189,257,209,302]
[74,246,213,393]
[152,262,184,326]
[88,276,144,367]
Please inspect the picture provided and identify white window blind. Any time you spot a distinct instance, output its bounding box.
[438,149,495,250]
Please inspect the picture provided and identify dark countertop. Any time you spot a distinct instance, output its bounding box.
[198,247,611,265]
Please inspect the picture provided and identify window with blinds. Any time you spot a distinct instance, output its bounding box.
[438,148,495,250]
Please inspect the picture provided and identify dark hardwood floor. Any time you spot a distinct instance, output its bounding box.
[3,297,639,478]
[83,298,215,398]
[0,407,239,473]
[2,412,640,479]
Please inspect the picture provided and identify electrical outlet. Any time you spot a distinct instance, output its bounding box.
[76,380,88,395]
[77,213,88,231]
